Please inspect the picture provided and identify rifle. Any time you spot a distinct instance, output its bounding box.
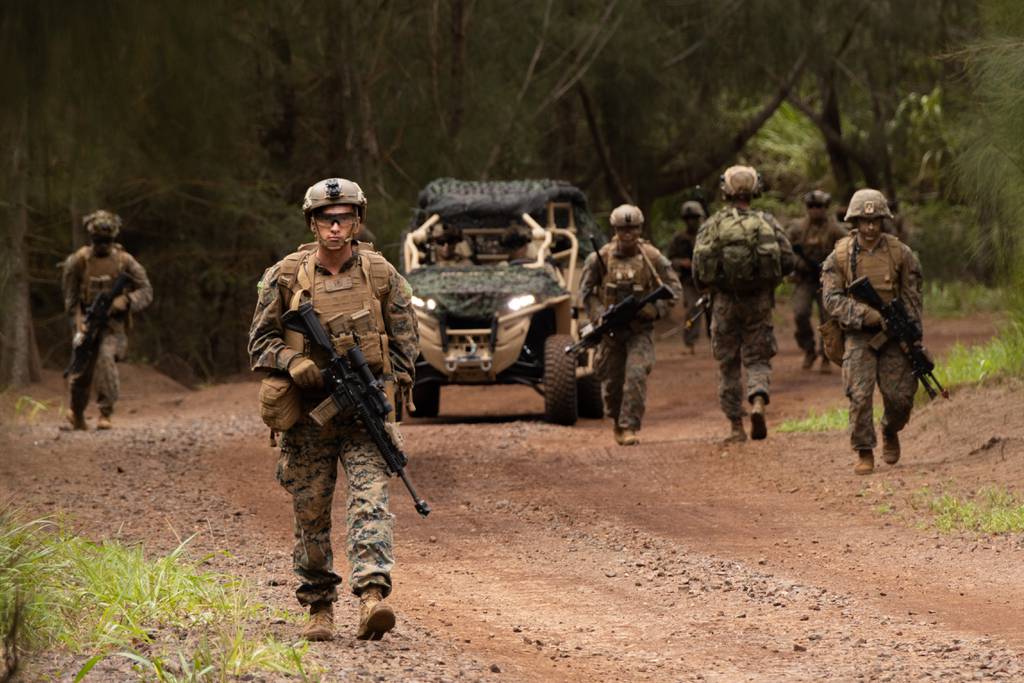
[792,244,822,278]
[565,284,675,355]
[64,271,132,378]
[847,276,949,400]
[282,302,431,516]
[685,293,711,330]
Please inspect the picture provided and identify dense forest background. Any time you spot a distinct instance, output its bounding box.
[1,0,1022,386]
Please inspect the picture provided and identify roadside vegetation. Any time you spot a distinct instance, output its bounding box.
[0,509,314,682]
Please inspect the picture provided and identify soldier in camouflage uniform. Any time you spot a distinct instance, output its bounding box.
[61,210,153,430]
[821,189,923,475]
[580,205,681,446]
[248,178,419,641]
[693,166,795,443]
[666,200,708,352]
[788,190,848,372]
[410,222,473,266]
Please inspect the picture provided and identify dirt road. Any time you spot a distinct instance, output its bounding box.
[3,312,1023,681]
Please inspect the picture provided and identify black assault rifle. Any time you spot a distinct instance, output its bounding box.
[282,302,431,516]
[848,276,949,400]
[64,271,132,377]
[792,244,822,279]
[565,284,675,355]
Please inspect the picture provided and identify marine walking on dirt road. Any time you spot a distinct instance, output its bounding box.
[666,200,709,353]
[788,190,848,373]
[580,204,682,446]
[820,188,924,475]
[61,210,153,431]
[693,165,795,443]
[248,178,419,641]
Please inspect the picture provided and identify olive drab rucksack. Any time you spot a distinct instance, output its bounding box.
[693,208,782,291]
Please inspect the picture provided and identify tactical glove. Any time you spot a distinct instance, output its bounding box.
[110,294,130,314]
[638,303,659,321]
[862,308,883,329]
[288,355,323,389]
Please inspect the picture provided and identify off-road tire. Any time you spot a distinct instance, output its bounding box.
[577,374,604,419]
[544,335,578,425]
[410,382,440,418]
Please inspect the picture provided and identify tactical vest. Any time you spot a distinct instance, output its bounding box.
[835,233,905,304]
[78,245,130,303]
[277,244,393,377]
[598,240,661,307]
[794,218,840,264]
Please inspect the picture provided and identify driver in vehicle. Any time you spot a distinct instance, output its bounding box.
[410,223,474,266]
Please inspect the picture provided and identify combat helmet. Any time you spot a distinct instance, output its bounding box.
[720,165,762,198]
[302,178,367,221]
[680,200,706,219]
[844,189,892,221]
[609,204,644,228]
[803,189,832,207]
[83,210,122,239]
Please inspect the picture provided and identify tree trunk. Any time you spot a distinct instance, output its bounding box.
[577,82,633,205]
[1,117,41,387]
[448,0,467,142]
[820,73,855,201]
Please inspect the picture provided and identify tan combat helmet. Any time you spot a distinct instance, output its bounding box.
[720,165,762,198]
[609,204,644,228]
[680,200,706,219]
[844,188,892,221]
[83,210,122,239]
[803,189,832,207]
[302,178,368,221]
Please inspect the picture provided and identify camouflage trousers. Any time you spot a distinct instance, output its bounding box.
[710,290,777,421]
[680,280,704,348]
[791,280,829,357]
[277,420,394,606]
[597,329,654,431]
[68,329,126,417]
[843,333,917,450]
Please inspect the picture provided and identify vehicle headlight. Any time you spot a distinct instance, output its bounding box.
[411,295,438,311]
[507,294,536,312]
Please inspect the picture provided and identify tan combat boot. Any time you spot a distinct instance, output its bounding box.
[301,602,334,642]
[724,419,746,444]
[617,429,639,446]
[802,350,816,370]
[855,449,874,475]
[882,431,900,465]
[66,410,87,431]
[356,587,395,640]
[97,415,112,430]
[750,396,767,440]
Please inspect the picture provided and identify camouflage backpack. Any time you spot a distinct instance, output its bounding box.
[693,208,782,291]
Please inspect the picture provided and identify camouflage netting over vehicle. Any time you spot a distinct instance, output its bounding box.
[412,178,600,236]
[406,265,566,319]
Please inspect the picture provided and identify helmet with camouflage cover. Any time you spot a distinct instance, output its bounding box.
[844,188,892,221]
[680,200,706,219]
[83,210,122,239]
[720,165,762,198]
[609,204,644,228]
[803,189,832,206]
[302,178,367,221]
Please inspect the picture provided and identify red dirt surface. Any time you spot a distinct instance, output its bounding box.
[3,311,1023,681]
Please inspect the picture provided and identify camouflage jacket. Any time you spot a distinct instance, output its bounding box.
[787,216,848,279]
[579,239,682,326]
[248,247,419,381]
[821,233,923,332]
[61,244,153,319]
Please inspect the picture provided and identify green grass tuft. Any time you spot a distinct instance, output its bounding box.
[0,508,313,681]
[778,406,882,433]
[929,318,1024,392]
[923,281,1006,317]
[912,486,1024,533]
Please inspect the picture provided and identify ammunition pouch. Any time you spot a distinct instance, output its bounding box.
[819,318,845,366]
[259,374,302,431]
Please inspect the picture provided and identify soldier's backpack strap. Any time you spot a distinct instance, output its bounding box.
[882,233,905,299]
[834,235,854,283]
[360,250,392,299]
[638,241,666,288]
[277,247,315,353]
